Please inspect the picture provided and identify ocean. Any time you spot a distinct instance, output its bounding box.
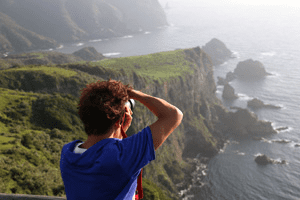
[56,1,300,199]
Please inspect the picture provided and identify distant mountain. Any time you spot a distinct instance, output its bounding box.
[0,0,167,53]
[0,12,57,53]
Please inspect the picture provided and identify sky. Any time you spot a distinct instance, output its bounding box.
[159,0,300,7]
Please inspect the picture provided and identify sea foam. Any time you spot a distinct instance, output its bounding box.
[103,52,121,57]
[261,51,276,57]
[89,39,102,43]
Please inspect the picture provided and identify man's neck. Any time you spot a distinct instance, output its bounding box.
[81,133,113,149]
[81,127,121,149]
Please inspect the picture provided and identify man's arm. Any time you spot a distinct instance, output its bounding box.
[128,89,183,151]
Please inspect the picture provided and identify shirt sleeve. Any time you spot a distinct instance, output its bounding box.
[117,126,155,177]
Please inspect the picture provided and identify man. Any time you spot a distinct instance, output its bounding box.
[60,79,183,200]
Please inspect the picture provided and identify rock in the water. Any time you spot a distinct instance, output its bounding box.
[276,127,288,132]
[226,71,236,82]
[222,107,277,137]
[247,98,281,109]
[222,83,238,100]
[217,71,236,85]
[255,154,273,165]
[202,38,233,66]
[72,47,105,61]
[217,77,227,85]
[234,59,271,79]
[255,154,286,165]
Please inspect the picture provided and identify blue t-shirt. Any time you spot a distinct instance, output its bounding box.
[60,126,155,200]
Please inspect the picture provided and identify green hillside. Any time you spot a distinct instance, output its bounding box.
[0,48,220,199]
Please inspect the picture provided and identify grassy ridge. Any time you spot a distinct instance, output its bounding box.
[3,66,77,78]
[0,49,196,199]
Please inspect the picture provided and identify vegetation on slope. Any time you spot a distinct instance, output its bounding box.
[0,48,220,199]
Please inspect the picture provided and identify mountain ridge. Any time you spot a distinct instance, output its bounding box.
[0,0,167,53]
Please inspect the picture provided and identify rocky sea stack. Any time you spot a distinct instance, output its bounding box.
[222,83,238,100]
[234,59,271,80]
[247,98,281,109]
[255,154,286,165]
[202,38,233,66]
[72,47,105,61]
[217,107,277,137]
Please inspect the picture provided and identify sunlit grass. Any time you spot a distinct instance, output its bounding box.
[3,66,77,78]
[91,50,195,80]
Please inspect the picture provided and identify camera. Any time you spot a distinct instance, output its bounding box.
[125,99,135,111]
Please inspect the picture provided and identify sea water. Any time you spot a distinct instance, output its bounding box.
[56,2,300,199]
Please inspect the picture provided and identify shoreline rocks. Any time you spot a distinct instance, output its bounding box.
[247,98,281,109]
[202,38,233,66]
[217,107,277,137]
[255,154,286,165]
[222,83,238,100]
[234,59,271,80]
[72,47,105,61]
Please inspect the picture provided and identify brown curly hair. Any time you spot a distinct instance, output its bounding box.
[78,79,132,136]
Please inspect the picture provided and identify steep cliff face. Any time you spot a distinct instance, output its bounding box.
[0,0,167,51]
[0,47,276,199]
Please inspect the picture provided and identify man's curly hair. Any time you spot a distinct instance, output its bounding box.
[78,79,132,136]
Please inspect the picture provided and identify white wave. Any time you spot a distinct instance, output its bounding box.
[268,71,281,77]
[238,93,252,101]
[89,39,102,43]
[75,43,84,47]
[48,48,53,51]
[261,51,276,57]
[232,51,240,58]
[272,139,291,144]
[122,35,133,39]
[220,61,228,66]
[56,45,64,49]
[103,52,121,57]
[219,140,230,153]
[144,31,151,34]
[230,140,239,144]
[276,126,292,133]
[234,150,245,155]
[254,153,263,157]
[260,137,272,143]
[293,143,300,148]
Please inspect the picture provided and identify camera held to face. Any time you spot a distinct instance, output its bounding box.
[125,99,135,111]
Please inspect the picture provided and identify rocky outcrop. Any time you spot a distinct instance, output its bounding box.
[0,0,167,53]
[202,38,233,66]
[276,127,288,132]
[222,83,238,100]
[234,59,271,79]
[255,154,286,165]
[217,71,236,85]
[72,47,105,61]
[247,98,281,109]
[216,107,277,137]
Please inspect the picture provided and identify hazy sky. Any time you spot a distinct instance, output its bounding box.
[159,0,300,7]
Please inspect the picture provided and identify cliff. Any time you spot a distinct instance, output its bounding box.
[0,0,167,53]
[0,47,275,199]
